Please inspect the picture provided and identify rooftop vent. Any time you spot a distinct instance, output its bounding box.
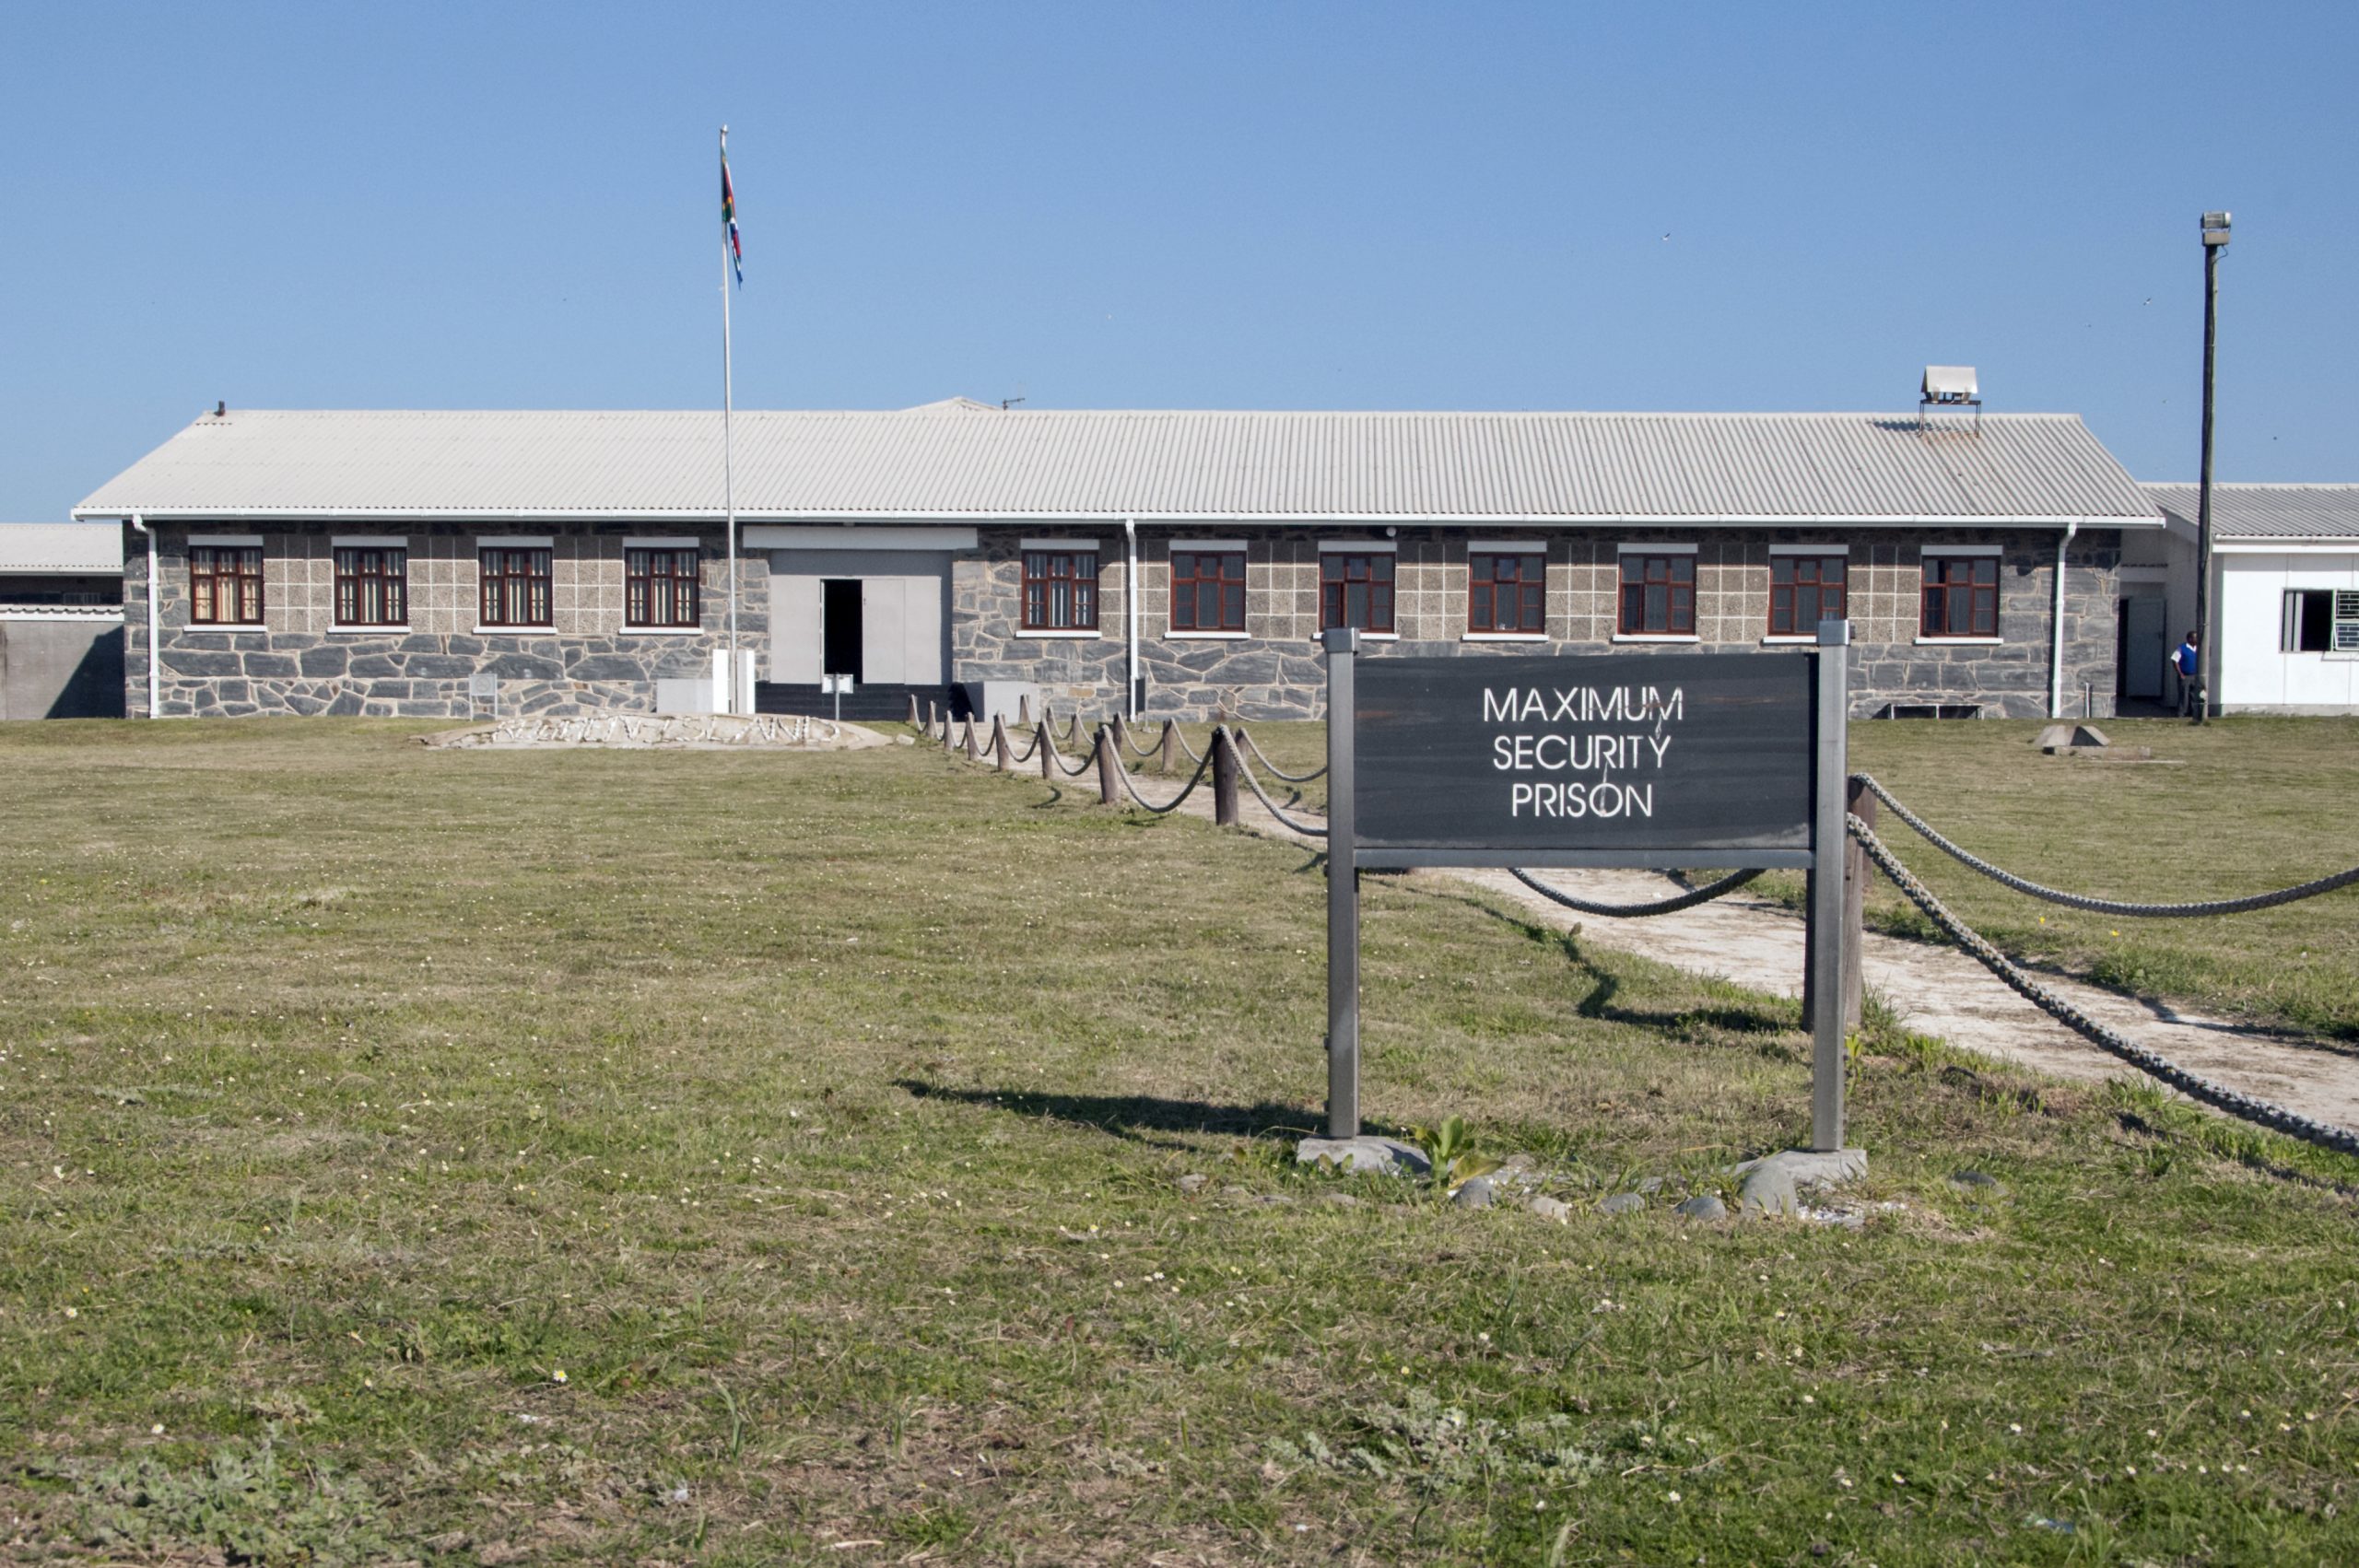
[1919,365,1981,435]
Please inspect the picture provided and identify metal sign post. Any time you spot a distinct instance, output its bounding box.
[821,672,852,723]
[1322,627,1360,1139]
[1808,620,1850,1152]
[1319,619,1852,1153]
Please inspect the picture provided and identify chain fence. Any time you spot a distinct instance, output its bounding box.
[1855,773,2359,919]
[1509,867,1765,918]
[1849,814,2359,1158]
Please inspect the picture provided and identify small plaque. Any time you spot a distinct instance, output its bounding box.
[468,673,499,697]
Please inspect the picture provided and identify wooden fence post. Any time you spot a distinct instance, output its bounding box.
[1095,726,1121,805]
[1157,719,1178,774]
[962,715,980,761]
[1212,726,1239,826]
[1039,723,1055,778]
[992,715,1012,770]
[925,699,937,733]
[1842,776,1875,1032]
[1017,693,1031,726]
[906,693,921,727]
[1111,712,1130,756]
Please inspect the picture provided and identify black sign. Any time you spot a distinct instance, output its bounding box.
[1353,653,1813,852]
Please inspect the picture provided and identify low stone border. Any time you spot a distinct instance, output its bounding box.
[421,714,886,750]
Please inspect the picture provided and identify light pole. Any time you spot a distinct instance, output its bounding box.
[2193,209,2230,723]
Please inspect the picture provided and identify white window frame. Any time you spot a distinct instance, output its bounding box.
[329,534,410,633]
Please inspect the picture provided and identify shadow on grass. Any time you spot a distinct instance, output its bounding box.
[1451,895,1800,1046]
[896,1080,1322,1149]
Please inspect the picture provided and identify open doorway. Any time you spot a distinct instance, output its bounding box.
[822,579,863,683]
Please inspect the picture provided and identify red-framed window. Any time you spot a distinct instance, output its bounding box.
[1469,550,1546,634]
[1320,552,1395,633]
[626,547,700,628]
[1022,549,1098,631]
[1169,549,1246,633]
[333,546,407,626]
[1768,554,1845,637]
[1617,552,1695,636]
[479,547,554,628]
[1919,553,1999,638]
[190,545,264,626]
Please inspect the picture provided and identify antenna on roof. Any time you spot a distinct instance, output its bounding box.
[1000,396,1026,411]
[1919,367,1979,436]
[214,400,226,417]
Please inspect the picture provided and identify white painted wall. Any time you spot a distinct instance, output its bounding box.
[2217,548,2359,711]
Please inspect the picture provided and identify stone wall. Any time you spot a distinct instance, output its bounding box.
[124,522,766,719]
[950,525,2123,720]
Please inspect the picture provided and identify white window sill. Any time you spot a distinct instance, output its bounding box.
[1017,629,1101,639]
[618,626,705,637]
[1613,633,1698,644]
[1760,635,1820,645]
[329,624,409,635]
[188,624,267,633]
[1915,635,2002,646]
[472,626,556,636]
[1356,631,1401,641]
[1167,629,1250,640]
[1462,631,1548,643]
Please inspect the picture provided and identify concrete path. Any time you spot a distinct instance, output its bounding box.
[1157,763,2359,1135]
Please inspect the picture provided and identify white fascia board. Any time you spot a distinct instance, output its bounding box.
[2213,539,2359,554]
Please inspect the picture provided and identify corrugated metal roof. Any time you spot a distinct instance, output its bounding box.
[2144,483,2359,539]
[0,521,123,573]
[76,406,2162,524]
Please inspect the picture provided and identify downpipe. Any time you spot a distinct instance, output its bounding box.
[130,513,158,719]
[1124,516,1140,720]
[2048,520,2078,719]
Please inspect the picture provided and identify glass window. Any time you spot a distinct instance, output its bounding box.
[1169,550,1247,633]
[334,546,407,626]
[626,547,700,628]
[1320,552,1395,633]
[1919,554,1999,638]
[480,547,554,628]
[1022,550,1098,632]
[1469,551,1546,634]
[1769,554,1846,637]
[1617,552,1695,636]
[190,545,264,626]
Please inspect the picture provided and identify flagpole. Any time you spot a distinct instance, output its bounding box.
[720,124,739,713]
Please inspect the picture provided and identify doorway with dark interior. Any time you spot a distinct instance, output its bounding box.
[822,579,863,685]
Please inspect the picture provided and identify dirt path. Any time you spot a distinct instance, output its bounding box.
[1138,761,2359,1134]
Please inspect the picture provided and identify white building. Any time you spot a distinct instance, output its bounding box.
[2142,485,2359,714]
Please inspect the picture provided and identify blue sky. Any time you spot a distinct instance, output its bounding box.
[5,2,2354,520]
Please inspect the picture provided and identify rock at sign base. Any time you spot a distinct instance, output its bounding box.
[1450,1176,1495,1210]
[1527,1195,1574,1223]
[1176,1173,1209,1194]
[1598,1192,1647,1216]
[1733,1148,1869,1188]
[1737,1162,1800,1217]
[1296,1135,1432,1177]
[1675,1194,1729,1221]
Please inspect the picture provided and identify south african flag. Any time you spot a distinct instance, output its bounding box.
[722,146,744,286]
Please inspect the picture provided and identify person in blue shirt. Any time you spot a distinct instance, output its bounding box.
[2175,630,2201,717]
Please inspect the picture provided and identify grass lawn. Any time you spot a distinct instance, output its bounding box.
[3,720,2358,1565]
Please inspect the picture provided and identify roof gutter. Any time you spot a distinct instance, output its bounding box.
[71,507,2167,528]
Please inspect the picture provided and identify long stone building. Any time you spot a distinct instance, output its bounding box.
[73,397,2161,721]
